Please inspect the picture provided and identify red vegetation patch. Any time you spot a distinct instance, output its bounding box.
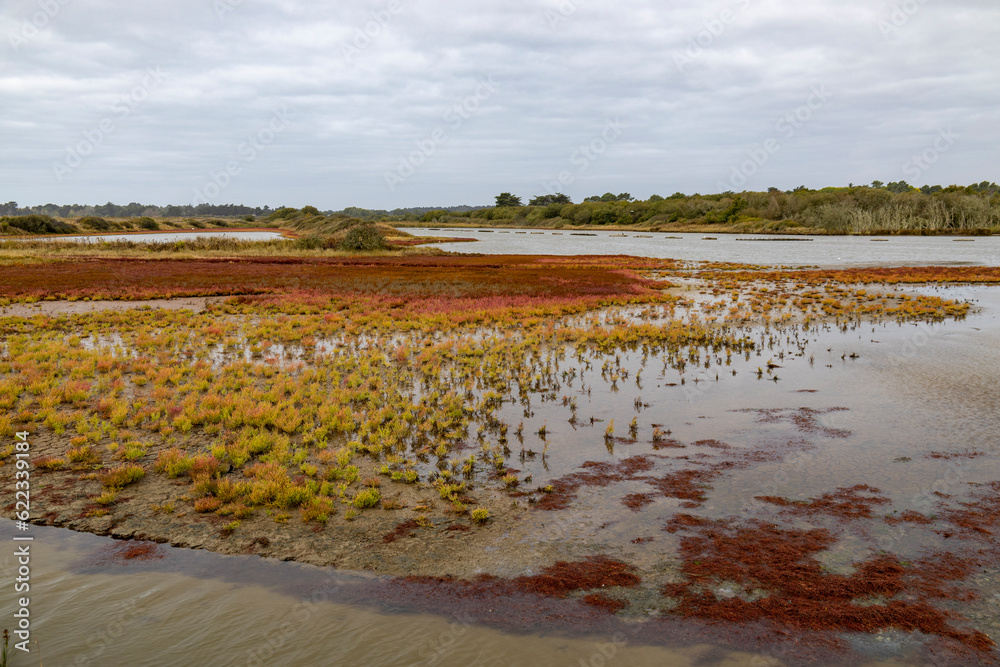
[446,524,472,532]
[755,485,891,520]
[514,556,641,598]
[383,519,421,543]
[535,455,655,511]
[927,450,986,460]
[622,492,658,512]
[736,407,851,438]
[582,593,629,612]
[91,541,165,565]
[884,510,934,525]
[0,256,667,314]
[662,515,993,653]
[699,265,1000,286]
[386,556,639,611]
[939,481,1000,537]
[646,469,719,504]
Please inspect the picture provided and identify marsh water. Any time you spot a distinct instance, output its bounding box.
[410,227,1000,267]
[4,258,1000,664]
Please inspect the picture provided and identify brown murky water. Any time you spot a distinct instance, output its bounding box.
[2,285,999,666]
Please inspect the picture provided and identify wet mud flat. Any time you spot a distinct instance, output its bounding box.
[2,257,1000,664]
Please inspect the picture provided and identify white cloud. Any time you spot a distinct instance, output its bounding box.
[1,0,997,209]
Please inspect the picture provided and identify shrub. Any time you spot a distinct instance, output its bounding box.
[194,497,223,513]
[135,217,159,230]
[301,497,334,523]
[340,224,387,251]
[78,216,112,231]
[68,445,100,465]
[352,487,381,509]
[189,455,221,480]
[33,456,65,470]
[268,207,299,221]
[1,214,76,234]
[100,464,145,488]
[95,489,119,505]
[300,205,320,216]
[154,448,194,477]
[296,235,325,250]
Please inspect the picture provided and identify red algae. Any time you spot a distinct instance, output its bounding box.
[884,510,935,525]
[582,593,630,612]
[939,481,1000,537]
[735,407,851,438]
[927,450,987,460]
[646,469,719,504]
[622,493,658,512]
[535,455,655,511]
[661,515,994,654]
[755,485,891,520]
[89,541,165,566]
[383,519,422,543]
[513,555,640,597]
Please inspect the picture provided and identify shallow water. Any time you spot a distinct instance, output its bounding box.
[29,230,285,244]
[0,520,823,667]
[409,227,1000,267]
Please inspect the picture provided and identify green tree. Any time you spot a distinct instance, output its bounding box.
[528,193,571,206]
[495,192,522,207]
[885,181,913,194]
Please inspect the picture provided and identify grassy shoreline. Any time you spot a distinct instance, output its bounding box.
[395,219,998,236]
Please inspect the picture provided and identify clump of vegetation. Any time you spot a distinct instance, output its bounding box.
[1,214,76,235]
[100,464,145,488]
[33,456,65,470]
[154,448,194,477]
[340,223,387,251]
[77,216,113,231]
[352,487,381,509]
[471,508,490,524]
[135,217,159,230]
[268,207,300,221]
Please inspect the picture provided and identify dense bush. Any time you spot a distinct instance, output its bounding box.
[268,207,299,221]
[296,235,325,250]
[1,214,76,234]
[340,224,387,251]
[77,216,112,231]
[135,217,159,230]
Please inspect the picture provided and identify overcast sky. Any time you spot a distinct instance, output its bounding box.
[1,0,997,210]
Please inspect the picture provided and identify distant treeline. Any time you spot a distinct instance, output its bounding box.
[411,182,1000,234]
[0,202,282,219]
[4,180,999,234]
[338,205,486,220]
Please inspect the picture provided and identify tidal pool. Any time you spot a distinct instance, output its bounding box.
[407,227,1000,268]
